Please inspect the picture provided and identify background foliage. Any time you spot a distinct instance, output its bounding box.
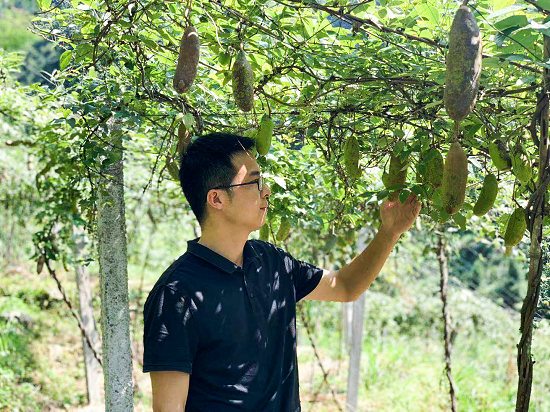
[1,0,549,410]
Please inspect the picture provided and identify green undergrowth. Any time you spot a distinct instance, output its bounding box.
[1,259,549,411]
[297,283,550,411]
[0,267,87,410]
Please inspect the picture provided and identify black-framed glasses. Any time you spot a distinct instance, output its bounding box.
[212,176,264,192]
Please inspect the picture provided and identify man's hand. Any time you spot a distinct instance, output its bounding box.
[379,193,422,238]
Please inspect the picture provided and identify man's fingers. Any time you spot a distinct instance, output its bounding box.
[405,193,417,204]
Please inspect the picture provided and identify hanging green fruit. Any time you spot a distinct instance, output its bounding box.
[424,148,444,188]
[276,218,291,242]
[344,229,355,245]
[256,116,274,156]
[473,173,498,216]
[176,121,192,155]
[489,141,512,171]
[510,145,533,185]
[504,207,527,256]
[343,135,361,180]
[165,157,180,182]
[441,142,468,215]
[259,224,269,241]
[382,151,409,201]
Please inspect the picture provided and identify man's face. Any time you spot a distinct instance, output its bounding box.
[223,151,271,231]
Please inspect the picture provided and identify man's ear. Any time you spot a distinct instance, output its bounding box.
[205,189,228,211]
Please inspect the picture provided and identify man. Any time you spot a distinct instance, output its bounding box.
[143,133,421,411]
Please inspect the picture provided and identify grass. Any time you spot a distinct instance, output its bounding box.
[296,290,550,412]
[0,258,549,411]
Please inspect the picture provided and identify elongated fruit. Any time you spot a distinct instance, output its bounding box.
[259,224,269,241]
[425,148,444,188]
[344,229,355,245]
[489,141,512,171]
[256,116,274,156]
[177,121,191,155]
[444,5,482,122]
[382,152,408,201]
[343,135,361,180]
[510,145,532,184]
[504,207,527,256]
[36,255,45,275]
[441,142,468,215]
[276,218,291,242]
[232,50,254,112]
[165,157,180,182]
[473,173,498,216]
[173,26,200,94]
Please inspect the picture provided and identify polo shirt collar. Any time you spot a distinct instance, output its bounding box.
[186,237,260,274]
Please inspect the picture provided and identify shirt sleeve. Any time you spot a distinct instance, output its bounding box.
[142,285,199,374]
[275,246,324,302]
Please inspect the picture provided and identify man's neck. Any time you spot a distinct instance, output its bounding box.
[198,227,249,268]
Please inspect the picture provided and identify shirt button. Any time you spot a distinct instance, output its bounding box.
[249,293,254,298]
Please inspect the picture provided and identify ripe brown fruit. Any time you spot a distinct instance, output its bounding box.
[444,5,482,122]
[232,50,254,112]
[37,255,45,275]
[173,26,200,94]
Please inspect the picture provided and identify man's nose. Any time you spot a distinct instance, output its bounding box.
[262,183,271,197]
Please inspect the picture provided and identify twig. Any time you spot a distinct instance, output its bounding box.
[44,259,103,367]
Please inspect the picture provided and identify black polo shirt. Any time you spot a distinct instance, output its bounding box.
[143,238,324,411]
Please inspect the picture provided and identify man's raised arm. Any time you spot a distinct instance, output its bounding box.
[304,194,422,302]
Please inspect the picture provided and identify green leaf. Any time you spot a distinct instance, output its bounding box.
[59,50,72,70]
[495,53,533,62]
[74,43,93,63]
[272,176,287,189]
[414,4,439,27]
[487,5,527,20]
[536,0,550,11]
[494,15,529,31]
[398,188,411,204]
[453,213,467,231]
[37,0,51,10]
[182,113,196,130]
[492,0,515,10]
[494,27,519,47]
[527,20,550,36]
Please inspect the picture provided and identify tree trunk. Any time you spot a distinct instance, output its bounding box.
[346,294,365,412]
[73,225,102,405]
[516,34,550,412]
[437,232,457,412]
[341,302,352,353]
[5,214,15,263]
[97,120,134,411]
[346,228,368,412]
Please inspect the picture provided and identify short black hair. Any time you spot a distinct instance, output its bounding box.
[179,133,256,226]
